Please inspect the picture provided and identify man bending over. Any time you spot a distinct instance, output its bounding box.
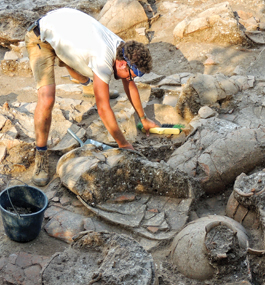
[25,7,158,187]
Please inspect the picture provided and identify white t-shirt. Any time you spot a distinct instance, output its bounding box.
[39,8,124,84]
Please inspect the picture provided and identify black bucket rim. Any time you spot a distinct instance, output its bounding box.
[0,185,48,217]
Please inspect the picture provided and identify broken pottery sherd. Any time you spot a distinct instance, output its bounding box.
[226,190,260,229]
[170,215,249,281]
[233,171,265,208]
[226,170,265,233]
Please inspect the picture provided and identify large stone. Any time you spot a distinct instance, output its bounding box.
[99,0,149,41]
[148,1,194,43]
[173,2,250,46]
[0,9,38,46]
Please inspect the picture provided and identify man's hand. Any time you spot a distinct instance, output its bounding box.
[141,118,160,136]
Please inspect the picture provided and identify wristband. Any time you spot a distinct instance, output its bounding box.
[139,113,147,121]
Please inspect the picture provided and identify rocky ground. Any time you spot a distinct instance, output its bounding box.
[1,0,265,284]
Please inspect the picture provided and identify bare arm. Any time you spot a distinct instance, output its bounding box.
[65,65,89,84]
[122,79,159,134]
[93,74,134,149]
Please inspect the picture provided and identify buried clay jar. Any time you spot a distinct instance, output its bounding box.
[170,215,249,281]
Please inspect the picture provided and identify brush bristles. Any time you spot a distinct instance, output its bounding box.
[161,124,185,129]
[136,122,143,130]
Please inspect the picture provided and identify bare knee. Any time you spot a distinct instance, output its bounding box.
[37,84,56,109]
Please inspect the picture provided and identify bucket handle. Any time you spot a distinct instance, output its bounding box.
[5,178,29,219]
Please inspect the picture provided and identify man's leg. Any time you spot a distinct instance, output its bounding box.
[34,84,56,147]
[32,84,56,186]
[25,29,56,186]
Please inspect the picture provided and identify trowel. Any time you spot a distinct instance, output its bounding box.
[67,128,113,151]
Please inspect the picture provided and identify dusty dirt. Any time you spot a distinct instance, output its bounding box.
[1,1,265,283]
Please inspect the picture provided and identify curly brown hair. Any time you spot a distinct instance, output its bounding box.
[116,41,152,74]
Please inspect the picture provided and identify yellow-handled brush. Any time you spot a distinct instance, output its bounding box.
[137,123,183,135]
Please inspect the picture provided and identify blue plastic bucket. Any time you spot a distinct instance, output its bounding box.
[0,185,48,242]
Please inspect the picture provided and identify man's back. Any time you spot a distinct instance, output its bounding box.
[40,8,123,83]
